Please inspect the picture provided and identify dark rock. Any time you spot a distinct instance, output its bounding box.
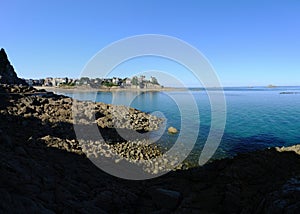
[14,146,27,156]
[149,188,181,210]
[0,48,27,85]
[79,206,108,214]
[223,183,241,213]
[39,191,55,204]
[259,177,300,213]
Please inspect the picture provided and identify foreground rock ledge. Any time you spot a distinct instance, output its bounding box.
[0,84,164,132]
[1,84,300,213]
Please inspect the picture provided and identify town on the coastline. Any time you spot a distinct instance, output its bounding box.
[24,75,163,89]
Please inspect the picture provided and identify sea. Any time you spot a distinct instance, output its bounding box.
[59,86,300,163]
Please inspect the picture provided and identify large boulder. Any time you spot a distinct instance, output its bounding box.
[0,48,27,85]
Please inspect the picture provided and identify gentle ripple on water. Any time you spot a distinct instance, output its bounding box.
[60,87,300,163]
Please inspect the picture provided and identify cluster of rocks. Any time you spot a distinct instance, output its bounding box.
[74,101,164,132]
[39,135,187,175]
[82,139,163,160]
[78,139,187,175]
[2,92,73,124]
[0,84,37,94]
[1,85,163,133]
[38,135,84,155]
[276,144,300,155]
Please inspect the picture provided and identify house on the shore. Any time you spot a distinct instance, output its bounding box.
[121,77,132,87]
[112,77,122,85]
[25,79,44,86]
[44,77,53,86]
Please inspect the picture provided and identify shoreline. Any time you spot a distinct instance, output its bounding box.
[34,86,188,93]
[1,84,300,212]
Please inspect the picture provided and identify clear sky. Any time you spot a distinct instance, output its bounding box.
[0,0,299,86]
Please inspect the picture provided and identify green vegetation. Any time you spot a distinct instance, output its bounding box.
[131,76,138,86]
[101,82,118,87]
[151,77,159,85]
[79,77,90,85]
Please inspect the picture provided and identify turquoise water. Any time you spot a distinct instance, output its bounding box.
[62,87,300,162]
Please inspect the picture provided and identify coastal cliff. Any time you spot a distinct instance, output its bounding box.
[0,49,27,85]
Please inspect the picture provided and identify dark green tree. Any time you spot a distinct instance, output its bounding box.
[131,76,138,85]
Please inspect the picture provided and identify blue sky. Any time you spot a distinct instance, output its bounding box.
[0,0,299,86]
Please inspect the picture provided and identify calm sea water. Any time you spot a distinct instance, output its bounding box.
[61,87,300,162]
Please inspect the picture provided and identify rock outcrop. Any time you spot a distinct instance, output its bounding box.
[0,48,27,85]
[0,84,163,133]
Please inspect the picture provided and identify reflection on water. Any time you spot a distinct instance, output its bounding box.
[60,86,300,162]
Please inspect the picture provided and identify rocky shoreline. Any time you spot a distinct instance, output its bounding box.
[1,83,300,213]
[2,84,163,132]
[1,84,184,173]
